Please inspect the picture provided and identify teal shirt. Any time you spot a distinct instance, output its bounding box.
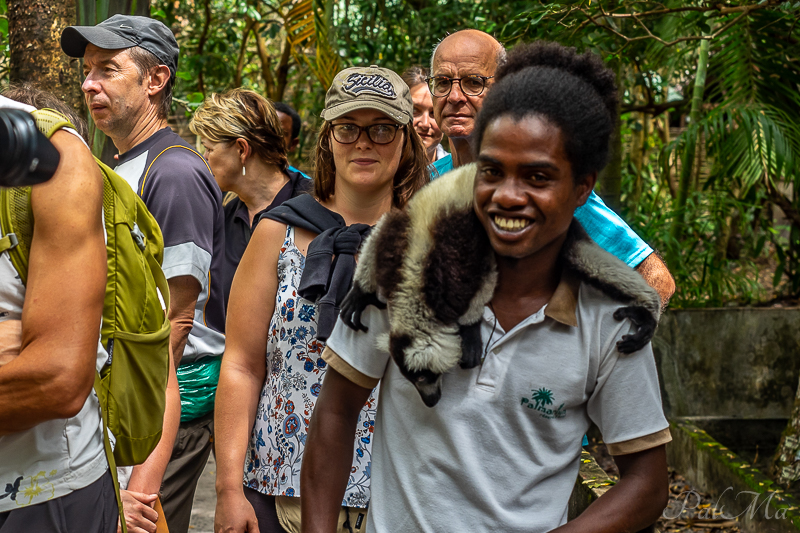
[289,165,311,180]
[428,154,652,268]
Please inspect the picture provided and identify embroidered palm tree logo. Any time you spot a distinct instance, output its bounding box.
[532,388,554,408]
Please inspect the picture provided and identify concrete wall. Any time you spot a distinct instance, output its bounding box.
[668,418,800,533]
[653,308,800,419]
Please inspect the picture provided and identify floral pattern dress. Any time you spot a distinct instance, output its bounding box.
[243,226,377,508]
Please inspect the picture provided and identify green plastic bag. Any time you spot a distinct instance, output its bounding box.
[177,356,222,422]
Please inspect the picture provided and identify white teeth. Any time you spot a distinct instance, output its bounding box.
[493,216,531,232]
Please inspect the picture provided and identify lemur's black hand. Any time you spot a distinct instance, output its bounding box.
[340,284,386,332]
[458,322,483,369]
[613,306,657,354]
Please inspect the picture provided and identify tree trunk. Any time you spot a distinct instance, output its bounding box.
[630,113,645,187]
[668,38,710,264]
[234,19,256,88]
[197,0,211,96]
[597,108,622,211]
[255,27,275,98]
[78,0,149,24]
[8,0,83,115]
[661,86,676,199]
[596,60,622,211]
[273,37,292,102]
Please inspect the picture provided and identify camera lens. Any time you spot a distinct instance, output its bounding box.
[0,109,61,188]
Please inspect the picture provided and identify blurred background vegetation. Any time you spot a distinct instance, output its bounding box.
[2,0,800,309]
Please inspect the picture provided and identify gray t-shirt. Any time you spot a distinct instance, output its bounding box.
[115,127,225,362]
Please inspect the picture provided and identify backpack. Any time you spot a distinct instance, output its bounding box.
[0,109,171,471]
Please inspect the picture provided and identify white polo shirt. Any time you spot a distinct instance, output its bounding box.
[323,274,671,533]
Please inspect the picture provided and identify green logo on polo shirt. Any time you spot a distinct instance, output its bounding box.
[521,387,566,419]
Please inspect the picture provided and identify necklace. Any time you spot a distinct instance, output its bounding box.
[483,302,499,362]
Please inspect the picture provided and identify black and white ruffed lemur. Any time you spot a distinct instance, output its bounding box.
[340,163,662,408]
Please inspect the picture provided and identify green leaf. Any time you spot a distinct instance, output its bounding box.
[176,70,193,81]
[754,235,767,256]
[246,6,261,21]
[151,8,167,19]
[187,92,205,103]
[773,262,785,287]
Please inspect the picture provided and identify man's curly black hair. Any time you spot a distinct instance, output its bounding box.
[473,41,618,182]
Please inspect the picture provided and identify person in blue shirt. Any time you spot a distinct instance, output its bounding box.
[427,30,675,305]
[275,101,312,179]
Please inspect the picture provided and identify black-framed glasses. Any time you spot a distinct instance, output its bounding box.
[331,123,402,145]
[427,75,494,97]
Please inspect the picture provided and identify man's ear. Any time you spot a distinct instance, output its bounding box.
[575,171,597,207]
[235,138,251,164]
[288,137,300,153]
[146,65,172,97]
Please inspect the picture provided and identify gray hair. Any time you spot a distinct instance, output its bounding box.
[401,66,429,89]
[127,46,174,120]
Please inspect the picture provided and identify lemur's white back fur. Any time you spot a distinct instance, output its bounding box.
[391,164,481,374]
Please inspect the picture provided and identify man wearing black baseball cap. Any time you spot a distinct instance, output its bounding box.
[62,15,227,533]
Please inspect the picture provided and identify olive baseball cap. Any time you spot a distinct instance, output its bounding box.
[61,15,179,79]
[321,65,412,124]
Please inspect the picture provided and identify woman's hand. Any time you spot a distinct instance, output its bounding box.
[117,490,159,533]
[214,488,260,533]
[0,320,22,367]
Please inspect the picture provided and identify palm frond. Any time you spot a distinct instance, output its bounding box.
[281,0,339,89]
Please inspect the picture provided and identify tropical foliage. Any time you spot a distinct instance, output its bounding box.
[2,0,800,307]
[502,1,800,308]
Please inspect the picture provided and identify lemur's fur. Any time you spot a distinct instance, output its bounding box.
[341,163,661,407]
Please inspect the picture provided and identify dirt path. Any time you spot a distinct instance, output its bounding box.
[188,454,216,533]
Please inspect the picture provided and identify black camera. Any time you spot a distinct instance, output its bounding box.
[0,108,61,188]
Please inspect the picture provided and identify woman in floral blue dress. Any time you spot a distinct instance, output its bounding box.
[214,66,429,533]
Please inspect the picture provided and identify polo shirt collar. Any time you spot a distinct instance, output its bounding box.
[543,271,579,327]
[481,271,580,332]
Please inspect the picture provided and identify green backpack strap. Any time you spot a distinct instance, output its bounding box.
[31,108,75,138]
[0,109,77,284]
[0,233,18,254]
[0,183,33,285]
[95,372,128,533]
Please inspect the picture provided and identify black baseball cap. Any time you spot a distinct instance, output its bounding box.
[61,15,179,79]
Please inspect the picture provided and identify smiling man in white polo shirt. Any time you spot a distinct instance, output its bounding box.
[300,42,671,533]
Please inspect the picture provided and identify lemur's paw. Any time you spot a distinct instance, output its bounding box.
[458,322,483,369]
[341,284,385,332]
[613,306,657,354]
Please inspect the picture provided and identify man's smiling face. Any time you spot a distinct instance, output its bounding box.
[431,31,499,141]
[474,114,594,263]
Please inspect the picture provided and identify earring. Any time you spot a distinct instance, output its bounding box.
[242,166,246,176]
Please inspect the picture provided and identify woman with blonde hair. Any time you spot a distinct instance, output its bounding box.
[213,66,428,533]
[190,88,311,306]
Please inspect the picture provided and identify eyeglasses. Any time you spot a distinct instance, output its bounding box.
[427,75,494,97]
[331,123,402,145]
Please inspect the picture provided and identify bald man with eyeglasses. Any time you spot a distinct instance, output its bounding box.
[428,29,676,306]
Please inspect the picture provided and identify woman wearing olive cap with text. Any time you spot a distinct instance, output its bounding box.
[213,66,428,533]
